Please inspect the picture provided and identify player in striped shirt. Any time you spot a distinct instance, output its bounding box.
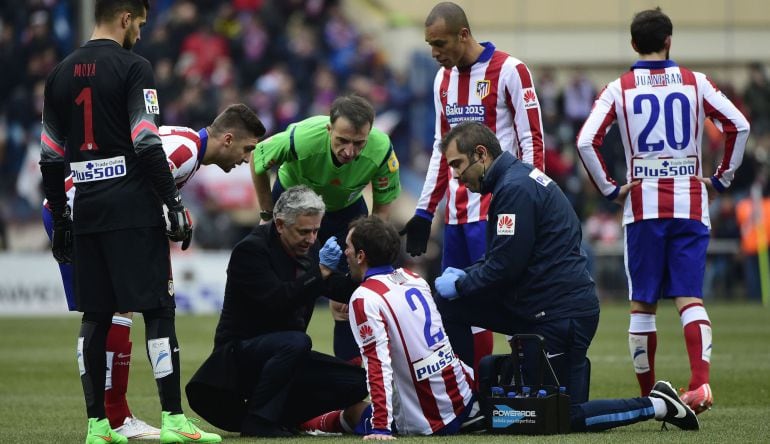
[347,216,478,437]
[41,104,264,439]
[304,214,698,436]
[576,8,749,412]
[400,2,545,378]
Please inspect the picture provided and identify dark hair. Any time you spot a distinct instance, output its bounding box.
[425,2,470,34]
[329,95,374,130]
[210,103,266,139]
[440,121,502,158]
[349,216,400,268]
[630,7,672,54]
[95,0,149,23]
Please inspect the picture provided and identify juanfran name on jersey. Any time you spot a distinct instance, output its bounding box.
[71,156,126,183]
[634,71,683,87]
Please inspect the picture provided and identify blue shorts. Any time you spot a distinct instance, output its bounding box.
[42,206,76,311]
[624,218,709,303]
[442,221,487,270]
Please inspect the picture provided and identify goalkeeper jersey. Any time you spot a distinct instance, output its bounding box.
[45,126,208,214]
[252,115,400,212]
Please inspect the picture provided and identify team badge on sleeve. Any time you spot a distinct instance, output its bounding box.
[522,87,538,109]
[497,214,516,235]
[387,150,399,173]
[143,89,160,114]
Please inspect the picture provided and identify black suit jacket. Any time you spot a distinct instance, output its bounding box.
[187,222,358,431]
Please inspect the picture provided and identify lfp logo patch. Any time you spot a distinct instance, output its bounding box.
[143,89,160,114]
[497,214,516,235]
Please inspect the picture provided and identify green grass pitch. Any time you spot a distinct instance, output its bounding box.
[1,302,769,443]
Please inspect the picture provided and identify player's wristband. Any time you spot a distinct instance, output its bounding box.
[259,210,273,221]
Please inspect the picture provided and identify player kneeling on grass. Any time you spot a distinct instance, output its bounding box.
[304,216,701,437]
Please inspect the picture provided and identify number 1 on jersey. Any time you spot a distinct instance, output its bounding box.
[75,87,99,151]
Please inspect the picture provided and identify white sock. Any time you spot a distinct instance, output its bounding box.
[650,397,667,419]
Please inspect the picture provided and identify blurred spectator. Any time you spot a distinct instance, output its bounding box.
[704,194,741,299]
[537,67,562,137]
[743,63,770,136]
[735,181,770,302]
[0,0,762,292]
[562,69,596,141]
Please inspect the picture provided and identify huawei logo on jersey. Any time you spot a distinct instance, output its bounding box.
[522,88,538,109]
[358,324,374,342]
[497,214,516,236]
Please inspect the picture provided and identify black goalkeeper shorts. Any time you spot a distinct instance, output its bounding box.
[73,227,175,313]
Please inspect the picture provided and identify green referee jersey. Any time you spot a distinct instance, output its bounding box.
[252,115,401,212]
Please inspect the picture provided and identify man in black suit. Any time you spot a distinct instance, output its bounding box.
[187,185,367,437]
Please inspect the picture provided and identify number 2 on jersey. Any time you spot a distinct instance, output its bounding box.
[405,288,445,347]
[633,92,690,152]
[75,87,99,151]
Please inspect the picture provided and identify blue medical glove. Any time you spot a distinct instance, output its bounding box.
[443,266,467,278]
[434,271,460,300]
[319,236,343,271]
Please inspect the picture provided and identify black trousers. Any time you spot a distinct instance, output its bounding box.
[236,331,367,426]
[435,293,598,404]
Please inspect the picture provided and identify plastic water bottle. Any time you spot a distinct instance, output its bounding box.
[536,389,547,398]
[491,386,504,397]
[520,386,531,398]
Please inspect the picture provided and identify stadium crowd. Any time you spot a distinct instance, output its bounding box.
[1,0,768,300]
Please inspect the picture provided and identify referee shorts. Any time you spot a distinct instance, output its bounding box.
[73,226,174,313]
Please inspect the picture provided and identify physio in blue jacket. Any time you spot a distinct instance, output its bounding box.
[434,120,598,404]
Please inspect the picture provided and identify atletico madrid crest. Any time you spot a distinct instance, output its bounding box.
[475,80,491,100]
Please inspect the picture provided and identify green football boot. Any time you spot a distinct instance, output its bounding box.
[85,417,128,444]
[160,411,222,443]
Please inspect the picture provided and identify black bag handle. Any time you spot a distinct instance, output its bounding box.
[509,334,561,389]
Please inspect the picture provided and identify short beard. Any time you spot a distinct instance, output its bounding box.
[122,34,134,50]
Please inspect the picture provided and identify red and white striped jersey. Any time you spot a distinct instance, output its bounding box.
[349,267,474,435]
[576,60,749,227]
[45,126,206,211]
[416,42,544,225]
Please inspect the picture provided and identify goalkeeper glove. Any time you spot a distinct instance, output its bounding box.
[166,205,193,250]
[51,204,73,264]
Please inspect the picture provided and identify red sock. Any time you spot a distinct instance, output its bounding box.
[105,316,133,428]
[472,329,493,391]
[680,303,711,390]
[629,312,656,396]
[299,410,344,433]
